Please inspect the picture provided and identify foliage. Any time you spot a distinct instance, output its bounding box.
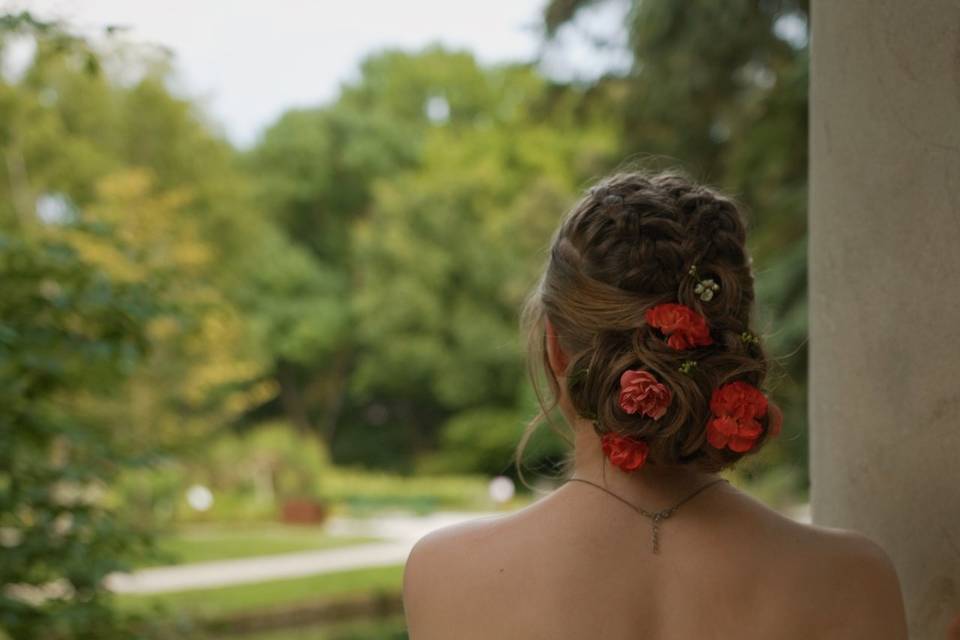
[192,422,331,503]
[0,232,160,639]
[343,55,617,474]
[112,422,332,526]
[2,0,815,484]
[113,439,503,527]
[0,14,294,636]
[415,407,569,477]
[414,409,530,476]
[1,8,325,454]
[318,468,497,514]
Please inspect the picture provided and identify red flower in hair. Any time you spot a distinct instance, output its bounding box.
[618,369,672,419]
[706,380,771,453]
[706,415,763,452]
[644,303,713,350]
[601,432,650,472]
[709,381,767,421]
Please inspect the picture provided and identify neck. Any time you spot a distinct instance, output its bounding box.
[569,417,726,509]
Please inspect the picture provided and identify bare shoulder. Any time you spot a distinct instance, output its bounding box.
[403,515,489,587]
[717,490,907,639]
[402,515,508,638]
[792,524,909,639]
[405,513,507,573]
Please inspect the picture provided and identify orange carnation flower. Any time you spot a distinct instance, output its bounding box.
[600,432,650,472]
[709,380,767,422]
[618,369,672,419]
[644,303,713,350]
[706,380,770,453]
[706,416,763,452]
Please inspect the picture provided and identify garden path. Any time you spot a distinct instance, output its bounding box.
[105,510,504,594]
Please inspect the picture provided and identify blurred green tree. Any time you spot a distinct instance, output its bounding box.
[0,10,339,460]
[249,46,624,473]
[0,229,160,638]
[0,14,336,634]
[348,55,619,474]
[0,15,165,637]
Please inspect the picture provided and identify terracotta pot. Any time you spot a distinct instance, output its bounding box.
[280,498,327,524]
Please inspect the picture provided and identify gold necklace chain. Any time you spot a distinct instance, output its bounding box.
[565,476,729,555]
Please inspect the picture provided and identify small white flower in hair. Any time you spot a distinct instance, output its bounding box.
[694,278,720,301]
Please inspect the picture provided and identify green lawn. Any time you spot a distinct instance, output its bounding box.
[120,565,405,619]
[210,614,408,640]
[141,525,381,567]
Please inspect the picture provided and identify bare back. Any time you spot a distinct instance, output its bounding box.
[402,482,908,639]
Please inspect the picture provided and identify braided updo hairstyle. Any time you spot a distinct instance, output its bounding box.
[515,168,781,480]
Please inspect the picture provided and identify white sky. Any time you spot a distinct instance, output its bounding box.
[8,0,631,148]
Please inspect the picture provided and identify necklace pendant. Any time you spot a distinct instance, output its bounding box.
[564,476,730,556]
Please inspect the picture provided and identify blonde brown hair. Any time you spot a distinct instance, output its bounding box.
[515,167,780,486]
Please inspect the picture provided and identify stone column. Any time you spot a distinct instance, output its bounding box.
[809,1,960,637]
